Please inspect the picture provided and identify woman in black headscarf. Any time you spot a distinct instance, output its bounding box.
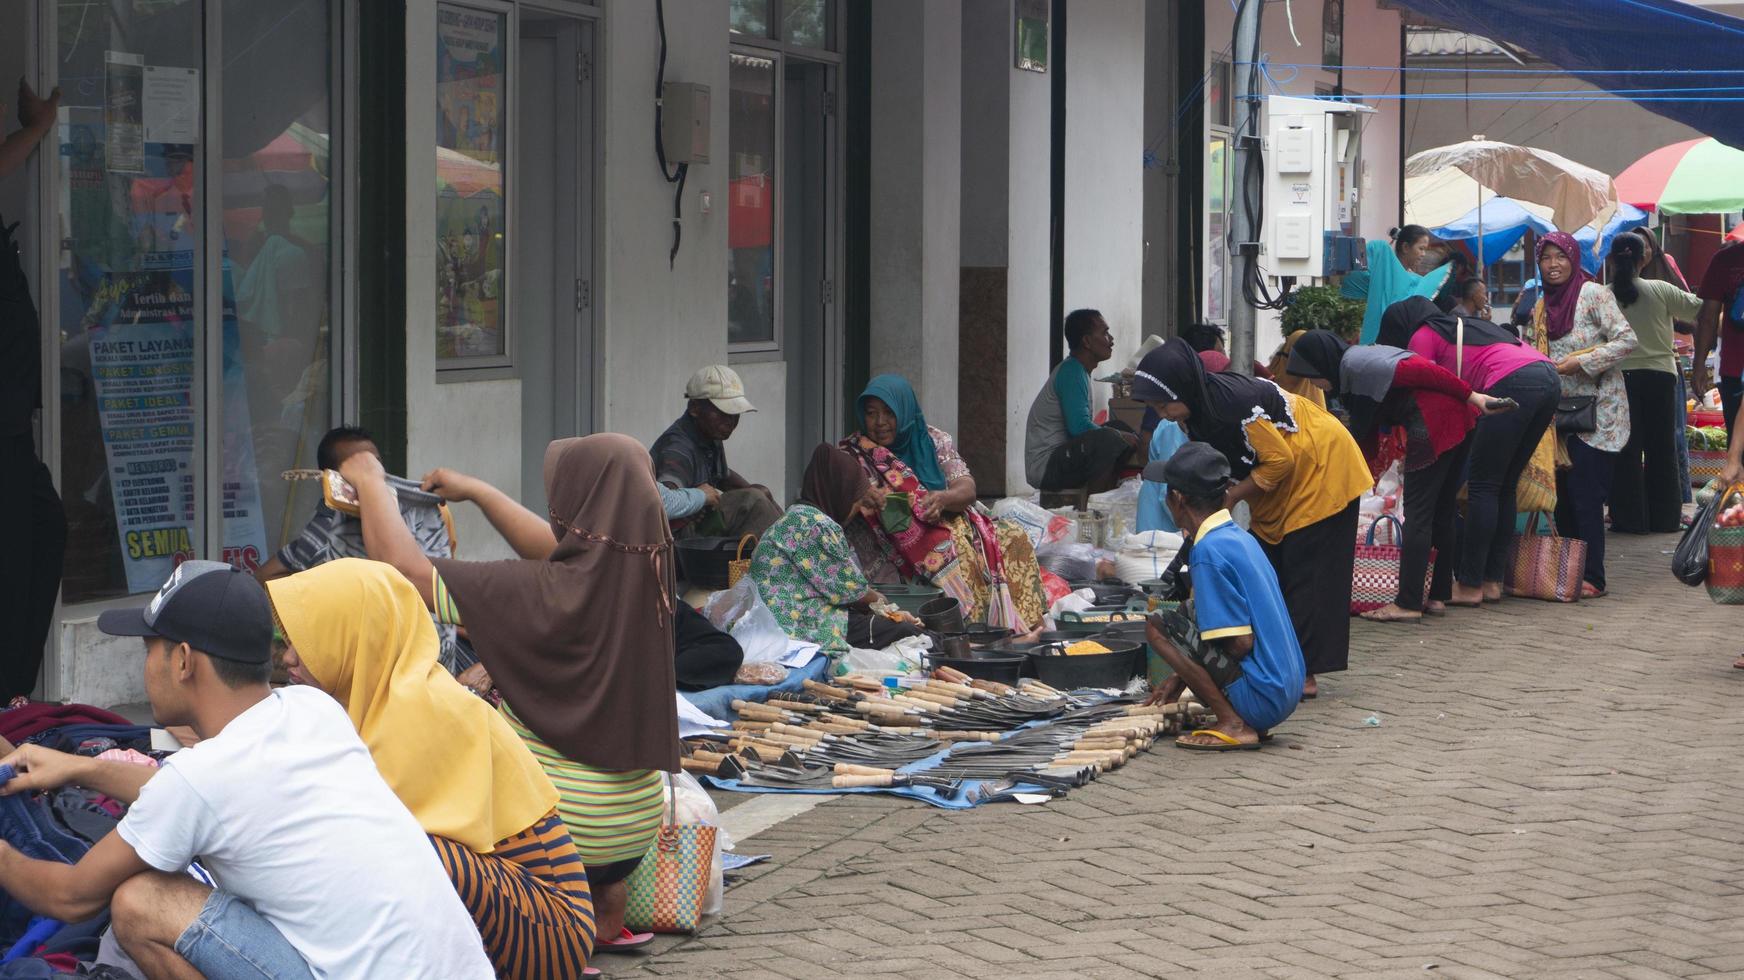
[1132,339,1371,698]
[1288,331,1507,623]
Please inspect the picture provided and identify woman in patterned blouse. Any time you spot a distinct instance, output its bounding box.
[1527,233,1638,597]
[839,375,1049,632]
[749,444,926,653]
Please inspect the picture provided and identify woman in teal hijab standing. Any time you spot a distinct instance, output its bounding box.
[1349,227,1454,344]
[839,375,1049,631]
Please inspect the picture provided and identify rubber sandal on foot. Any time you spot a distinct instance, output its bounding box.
[1175,728,1261,751]
[595,927,655,954]
[1360,608,1422,623]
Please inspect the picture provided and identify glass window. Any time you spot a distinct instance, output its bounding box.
[730,0,772,38]
[728,50,777,347]
[784,0,830,49]
[436,3,508,364]
[221,0,334,571]
[55,2,207,602]
[1205,133,1229,324]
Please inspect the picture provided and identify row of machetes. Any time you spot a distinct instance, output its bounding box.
[681,672,1212,803]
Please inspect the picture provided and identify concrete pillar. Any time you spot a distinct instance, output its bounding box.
[1062,0,1146,384]
[957,0,1052,496]
[869,0,962,436]
[1141,0,1180,340]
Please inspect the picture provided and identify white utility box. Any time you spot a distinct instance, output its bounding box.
[1262,95,1374,280]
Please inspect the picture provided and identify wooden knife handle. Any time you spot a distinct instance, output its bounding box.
[680,757,723,775]
[832,774,895,788]
[932,665,972,684]
[832,763,894,777]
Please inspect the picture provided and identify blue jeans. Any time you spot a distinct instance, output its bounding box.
[175,890,314,980]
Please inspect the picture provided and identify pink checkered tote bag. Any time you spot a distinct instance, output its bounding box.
[1351,515,1433,614]
[1505,514,1587,603]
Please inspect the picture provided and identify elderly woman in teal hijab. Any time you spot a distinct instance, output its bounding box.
[839,375,1048,631]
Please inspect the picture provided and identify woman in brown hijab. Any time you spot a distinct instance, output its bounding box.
[338,434,679,955]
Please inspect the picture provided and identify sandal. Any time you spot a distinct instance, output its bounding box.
[1175,728,1261,751]
[1360,605,1422,623]
[1581,582,1606,599]
[596,927,655,948]
[1423,601,1447,616]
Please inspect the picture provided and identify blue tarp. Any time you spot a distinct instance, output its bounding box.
[1387,0,1744,152]
[1432,200,1649,275]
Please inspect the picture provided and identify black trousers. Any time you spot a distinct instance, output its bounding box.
[1610,370,1683,534]
[1555,435,1616,592]
[1,435,65,699]
[1460,362,1559,586]
[1037,421,1136,491]
[1262,499,1359,676]
[1398,436,1471,611]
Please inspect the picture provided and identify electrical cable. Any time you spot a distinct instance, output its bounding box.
[654,0,690,269]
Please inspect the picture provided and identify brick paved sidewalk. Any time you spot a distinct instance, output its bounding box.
[609,534,1744,980]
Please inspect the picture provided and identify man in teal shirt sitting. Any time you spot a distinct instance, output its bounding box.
[1145,443,1304,750]
[1023,309,1139,492]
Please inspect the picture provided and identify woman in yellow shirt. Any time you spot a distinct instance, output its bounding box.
[1133,339,1371,699]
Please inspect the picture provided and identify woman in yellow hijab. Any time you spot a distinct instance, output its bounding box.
[267,558,598,979]
[1270,330,1329,410]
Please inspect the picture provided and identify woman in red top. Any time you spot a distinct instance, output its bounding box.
[1289,331,1512,622]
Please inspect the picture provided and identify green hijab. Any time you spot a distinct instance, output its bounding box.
[857,374,948,491]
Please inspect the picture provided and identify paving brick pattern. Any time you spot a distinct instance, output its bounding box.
[610,535,1744,979]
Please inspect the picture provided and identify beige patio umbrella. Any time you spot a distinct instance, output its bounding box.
[1405,139,1620,267]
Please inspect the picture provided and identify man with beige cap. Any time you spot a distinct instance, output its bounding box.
[651,365,782,540]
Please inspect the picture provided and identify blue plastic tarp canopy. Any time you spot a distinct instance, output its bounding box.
[1386,0,1744,152]
[1432,199,1648,274]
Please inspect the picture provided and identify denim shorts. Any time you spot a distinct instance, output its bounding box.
[175,890,315,980]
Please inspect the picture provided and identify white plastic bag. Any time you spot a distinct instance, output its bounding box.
[700,577,790,664]
[1089,478,1144,542]
[992,497,1075,547]
[836,634,931,678]
[1113,530,1184,584]
[1049,587,1099,619]
[1035,541,1110,582]
[666,771,730,917]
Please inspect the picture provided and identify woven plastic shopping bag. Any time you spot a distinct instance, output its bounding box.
[1504,514,1586,603]
[1350,515,1433,614]
[624,774,718,934]
[1706,486,1744,606]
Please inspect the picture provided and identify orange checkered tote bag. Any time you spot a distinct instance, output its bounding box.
[624,774,718,934]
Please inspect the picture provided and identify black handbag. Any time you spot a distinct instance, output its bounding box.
[1554,395,1598,434]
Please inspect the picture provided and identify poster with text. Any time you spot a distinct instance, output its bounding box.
[104,52,145,173]
[436,3,507,361]
[88,209,268,593]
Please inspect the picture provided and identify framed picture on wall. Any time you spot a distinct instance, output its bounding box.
[1015,0,1048,73]
[436,1,511,368]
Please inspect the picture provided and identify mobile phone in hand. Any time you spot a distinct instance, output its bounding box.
[1487,397,1519,412]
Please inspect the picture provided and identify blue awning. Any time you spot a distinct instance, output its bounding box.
[1431,200,1649,274]
[1388,0,1744,151]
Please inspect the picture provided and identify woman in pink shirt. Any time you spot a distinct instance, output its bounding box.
[1378,298,1558,606]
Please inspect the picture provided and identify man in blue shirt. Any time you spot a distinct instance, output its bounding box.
[1023,309,1139,492]
[1145,443,1304,750]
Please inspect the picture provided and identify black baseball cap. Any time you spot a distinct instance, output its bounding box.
[97,560,273,665]
[1150,442,1233,497]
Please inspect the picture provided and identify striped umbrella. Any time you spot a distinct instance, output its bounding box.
[1616,138,1744,215]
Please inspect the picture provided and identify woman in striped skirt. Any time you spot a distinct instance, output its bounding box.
[338,436,683,954]
[268,559,597,978]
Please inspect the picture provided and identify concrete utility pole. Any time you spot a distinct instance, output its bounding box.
[1227,0,1262,377]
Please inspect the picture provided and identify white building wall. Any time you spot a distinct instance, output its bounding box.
[1063,0,1145,397]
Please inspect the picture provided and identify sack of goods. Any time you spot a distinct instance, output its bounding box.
[1112,530,1184,585]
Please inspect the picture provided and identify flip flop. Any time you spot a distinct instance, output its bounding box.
[595,927,655,954]
[1581,583,1607,599]
[1732,655,1744,670]
[1175,728,1261,751]
[1360,607,1422,623]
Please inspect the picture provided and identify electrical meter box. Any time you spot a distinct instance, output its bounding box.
[661,82,711,165]
[1262,95,1373,280]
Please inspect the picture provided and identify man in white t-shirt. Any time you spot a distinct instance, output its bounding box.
[0,561,493,980]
